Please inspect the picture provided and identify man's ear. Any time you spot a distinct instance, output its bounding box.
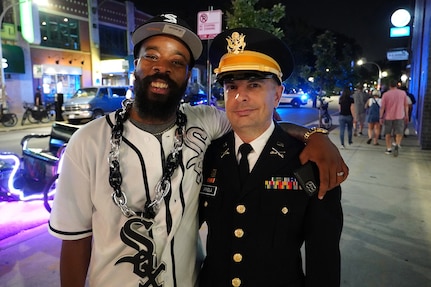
[275,84,284,106]
[186,69,192,82]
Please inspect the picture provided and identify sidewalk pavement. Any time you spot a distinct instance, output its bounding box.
[0,116,54,133]
[1,120,431,286]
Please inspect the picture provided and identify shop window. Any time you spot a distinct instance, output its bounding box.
[40,12,80,50]
[99,24,127,56]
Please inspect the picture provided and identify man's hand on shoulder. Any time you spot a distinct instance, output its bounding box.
[278,122,349,199]
[300,133,349,199]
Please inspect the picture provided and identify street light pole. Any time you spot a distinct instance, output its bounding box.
[0,0,25,108]
[357,59,382,90]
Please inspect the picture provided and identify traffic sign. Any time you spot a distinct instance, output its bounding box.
[197,10,222,40]
[387,49,409,61]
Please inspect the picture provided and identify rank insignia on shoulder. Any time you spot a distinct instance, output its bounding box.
[264,176,301,190]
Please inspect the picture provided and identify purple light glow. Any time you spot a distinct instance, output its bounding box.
[0,200,50,242]
[0,153,61,202]
[0,153,22,198]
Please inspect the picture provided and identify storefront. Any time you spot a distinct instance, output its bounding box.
[100,58,132,86]
[33,64,82,103]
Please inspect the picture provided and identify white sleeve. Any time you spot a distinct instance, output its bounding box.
[181,104,231,140]
[48,123,101,240]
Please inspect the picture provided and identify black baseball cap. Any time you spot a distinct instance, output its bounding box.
[209,28,294,83]
[132,14,203,62]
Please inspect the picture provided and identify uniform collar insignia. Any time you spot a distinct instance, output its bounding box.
[270,147,285,158]
[220,142,230,158]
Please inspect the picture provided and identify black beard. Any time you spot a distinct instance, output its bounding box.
[133,73,187,121]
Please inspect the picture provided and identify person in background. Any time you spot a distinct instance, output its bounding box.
[365,89,382,145]
[34,87,42,106]
[399,85,415,136]
[379,80,409,156]
[338,87,355,149]
[199,27,343,287]
[0,85,9,111]
[48,14,348,287]
[351,84,369,136]
[125,85,134,99]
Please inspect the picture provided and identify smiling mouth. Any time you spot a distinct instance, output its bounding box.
[235,108,254,116]
[151,82,168,89]
[150,81,169,94]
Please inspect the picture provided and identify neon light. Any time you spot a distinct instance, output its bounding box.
[0,152,61,201]
[0,153,21,198]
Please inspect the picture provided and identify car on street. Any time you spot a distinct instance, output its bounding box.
[62,86,128,124]
[181,93,216,106]
[279,89,310,107]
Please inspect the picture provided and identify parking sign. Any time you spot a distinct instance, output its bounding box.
[197,10,222,40]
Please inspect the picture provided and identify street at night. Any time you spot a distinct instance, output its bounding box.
[1,109,431,286]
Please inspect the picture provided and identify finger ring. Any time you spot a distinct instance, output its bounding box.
[337,171,344,177]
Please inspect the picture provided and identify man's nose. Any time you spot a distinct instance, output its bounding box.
[234,88,249,101]
[152,60,171,74]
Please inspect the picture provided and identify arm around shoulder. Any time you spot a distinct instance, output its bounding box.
[305,185,343,286]
[279,122,349,197]
[60,236,92,287]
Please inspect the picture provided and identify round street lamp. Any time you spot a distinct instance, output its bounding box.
[357,59,382,89]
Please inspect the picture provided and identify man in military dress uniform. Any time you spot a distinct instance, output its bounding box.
[199,28,343,287]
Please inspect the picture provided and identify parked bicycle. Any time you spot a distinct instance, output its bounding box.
[21,102,55,125]
[0,109,18,127]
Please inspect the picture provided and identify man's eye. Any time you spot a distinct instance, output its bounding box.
[144,55,158,61]
[172,59,186,66]
[226,84,237,90]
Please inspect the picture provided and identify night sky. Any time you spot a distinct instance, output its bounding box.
[129,0,413,62]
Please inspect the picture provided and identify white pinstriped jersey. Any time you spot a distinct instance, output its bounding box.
[49,104,230,287]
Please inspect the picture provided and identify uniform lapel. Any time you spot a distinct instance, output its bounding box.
[216,133,242,191]
[238,126,292,198]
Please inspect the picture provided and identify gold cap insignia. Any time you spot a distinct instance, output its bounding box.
[226,32,246,54]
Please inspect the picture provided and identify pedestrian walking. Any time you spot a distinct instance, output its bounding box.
[352,84,369,136]
[379,80,409,156]
[365,90,382,145]
[338,87,354,149]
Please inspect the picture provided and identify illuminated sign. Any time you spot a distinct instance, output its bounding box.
[390,26,410,37]
[19,0,41,44]
[391,9,411,27]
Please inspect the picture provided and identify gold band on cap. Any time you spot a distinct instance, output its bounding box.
[214,51,283,83]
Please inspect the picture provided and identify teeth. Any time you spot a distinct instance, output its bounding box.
[152,82,168,89]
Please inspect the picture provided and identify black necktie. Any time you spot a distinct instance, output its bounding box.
[239,143,253,184]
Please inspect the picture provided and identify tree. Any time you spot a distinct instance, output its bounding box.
[224,1,360,94]
[225,0,285,38]
[311,30,356,95]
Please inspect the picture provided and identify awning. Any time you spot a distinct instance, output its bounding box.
[1,44,25,74]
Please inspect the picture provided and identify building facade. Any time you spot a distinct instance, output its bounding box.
[410,0,431,149]
[1,0,151,113]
